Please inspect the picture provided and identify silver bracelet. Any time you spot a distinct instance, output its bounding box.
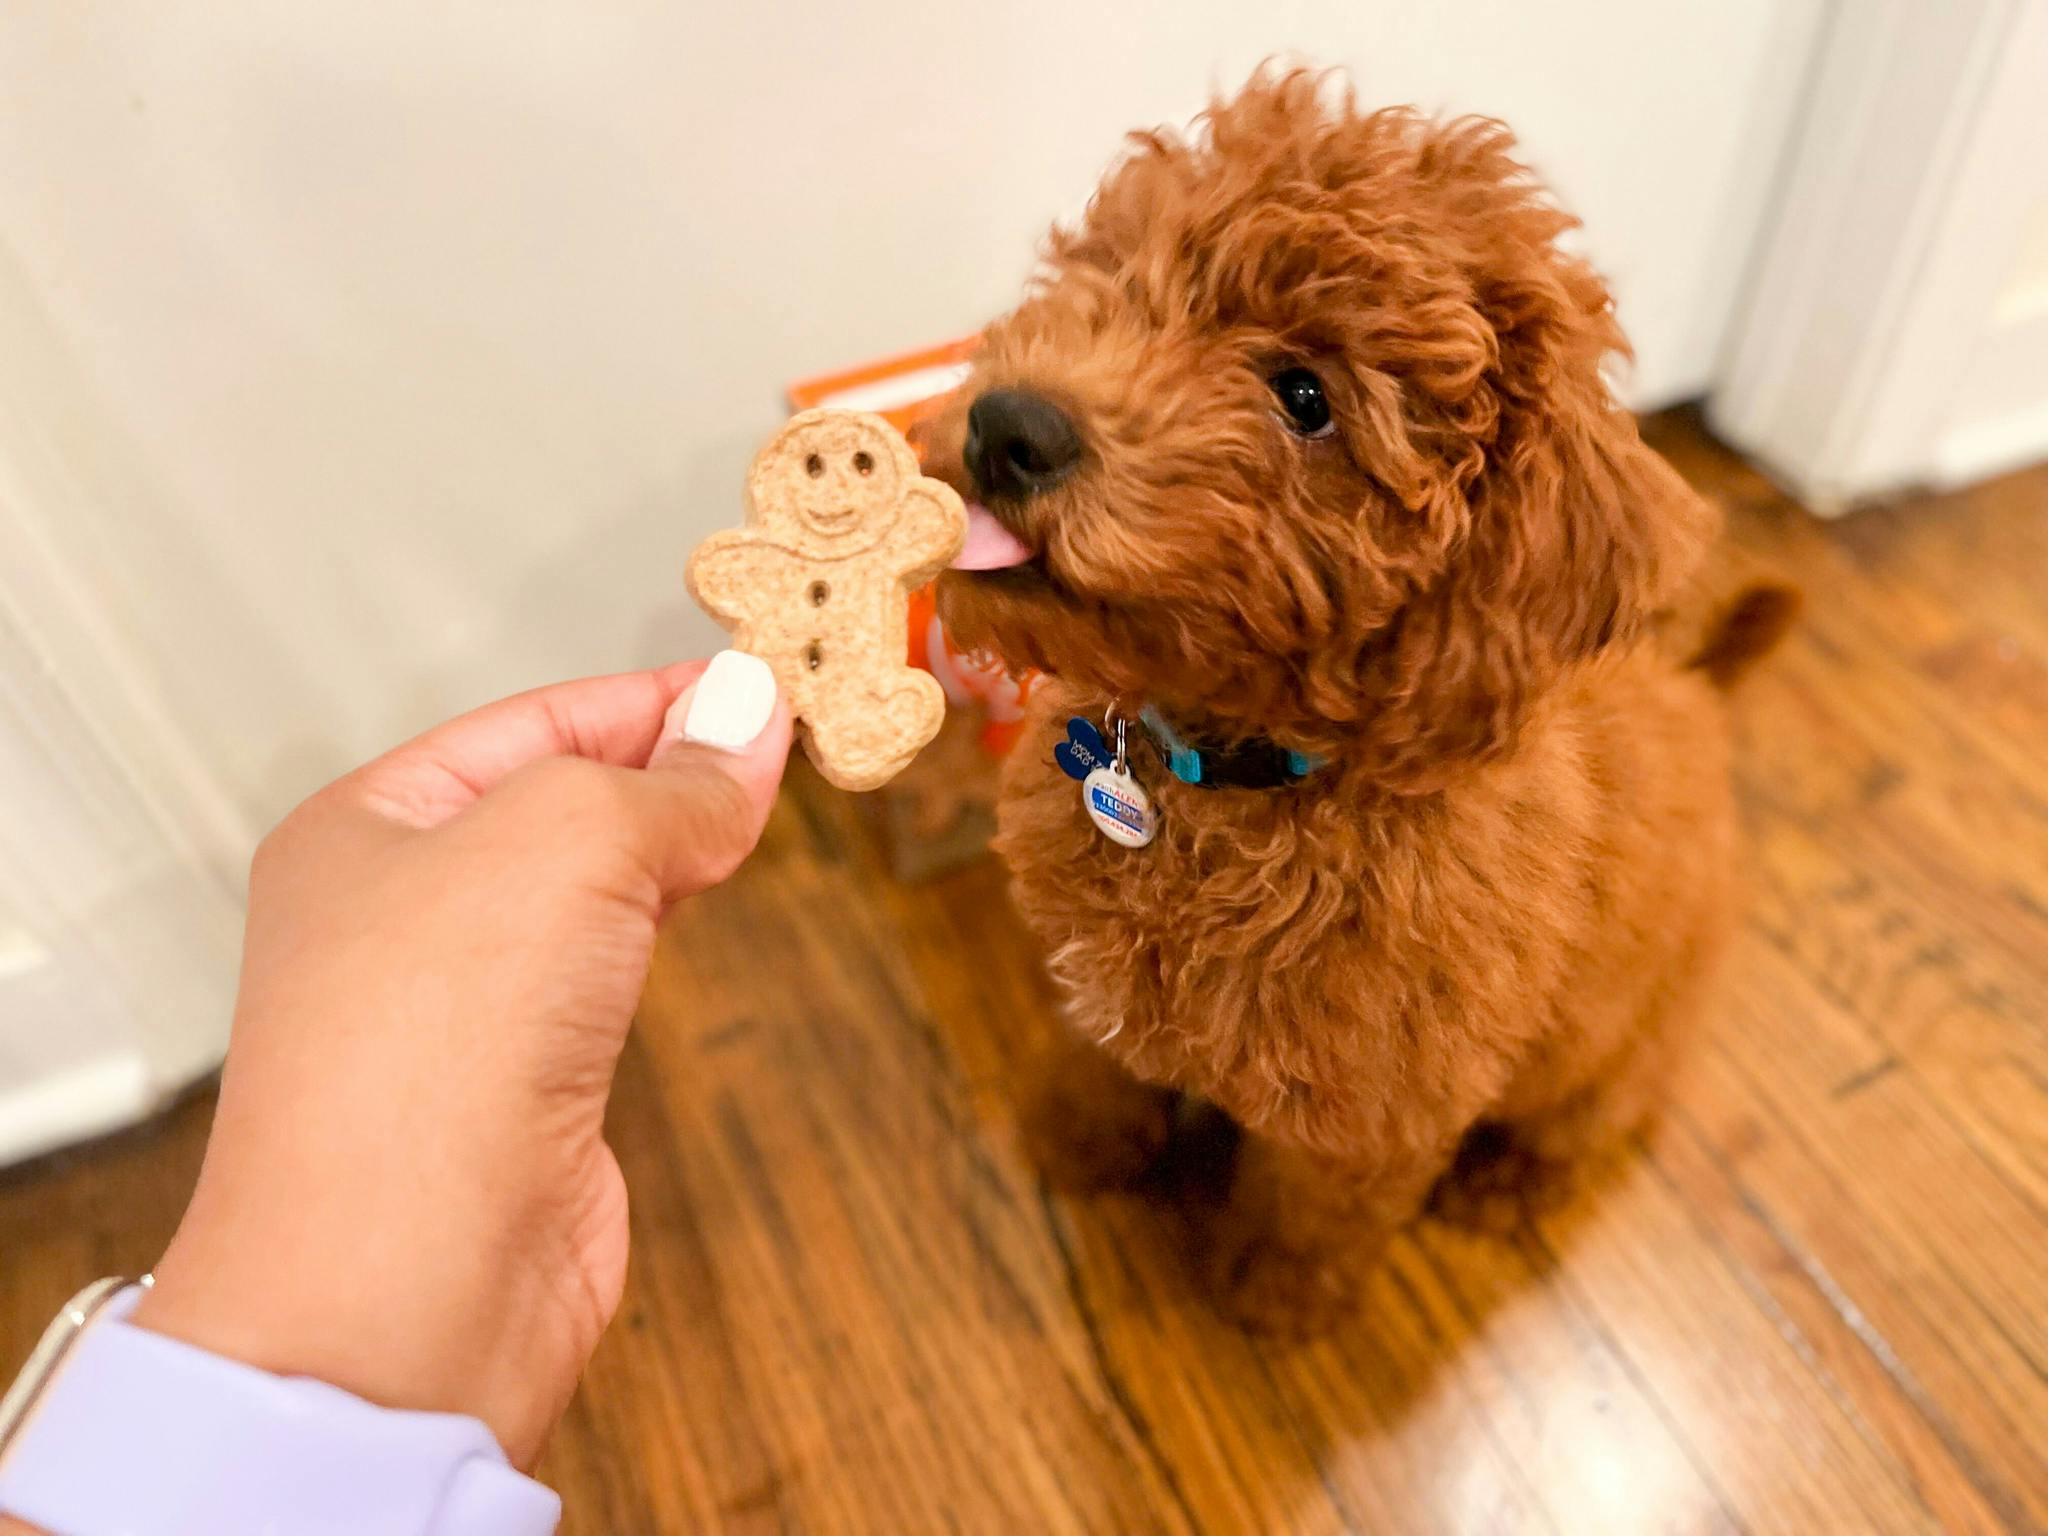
[0,1274,147,1463]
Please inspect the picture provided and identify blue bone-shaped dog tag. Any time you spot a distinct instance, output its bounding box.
[1055,717,1112,781]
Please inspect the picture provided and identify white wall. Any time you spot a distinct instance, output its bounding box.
[0,0,1822,842]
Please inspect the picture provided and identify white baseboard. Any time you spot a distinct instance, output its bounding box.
[1930,395,2048,489]
[0,854,236,1168]
[0,1050,158,1169]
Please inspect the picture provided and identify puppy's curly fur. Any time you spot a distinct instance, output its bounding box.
[925,72,1792,1333]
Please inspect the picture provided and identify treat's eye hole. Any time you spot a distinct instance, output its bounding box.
[852,450,874,475]
[804,641,824,671]
[805,453,825,477]
[1270,367,1335,438]
[807,580,829,606]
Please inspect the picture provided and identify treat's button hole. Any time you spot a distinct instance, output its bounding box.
[805,453,824,478]
[807,580,830,607]
[852,450,874,476]
[805,641,824,671]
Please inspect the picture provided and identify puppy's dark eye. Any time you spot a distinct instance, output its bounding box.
[1270,367,1334,438]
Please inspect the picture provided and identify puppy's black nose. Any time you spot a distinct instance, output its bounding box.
[965,389,1081,501]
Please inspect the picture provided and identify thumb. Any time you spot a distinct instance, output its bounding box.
[632,650,794,900]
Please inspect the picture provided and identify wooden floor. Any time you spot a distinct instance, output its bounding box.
[4,411,2045,1534]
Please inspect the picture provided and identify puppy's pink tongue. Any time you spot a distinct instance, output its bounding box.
[952,502,1036,570]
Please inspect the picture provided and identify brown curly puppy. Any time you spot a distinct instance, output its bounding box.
[925,72,1793,1333]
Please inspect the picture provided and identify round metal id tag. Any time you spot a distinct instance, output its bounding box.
[1083,765,1155,847]
[1083,716,1155,847]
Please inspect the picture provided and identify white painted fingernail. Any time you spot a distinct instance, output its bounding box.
[671,650,777,752]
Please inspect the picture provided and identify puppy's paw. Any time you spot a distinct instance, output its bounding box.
[1019,1075,1175,1193]
[1428,1124,1582,1234]
[1205,1236,1362,1338]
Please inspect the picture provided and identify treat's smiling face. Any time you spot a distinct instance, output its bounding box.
[928,72,1710,786]
[751,414,910,557]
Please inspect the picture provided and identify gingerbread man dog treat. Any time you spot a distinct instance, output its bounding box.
[688,409,966,791]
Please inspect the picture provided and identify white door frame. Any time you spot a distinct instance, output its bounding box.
[1709,0,2048,510]
[0,535,242,1166]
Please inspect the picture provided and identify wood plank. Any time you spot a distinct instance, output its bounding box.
[1673,941,2048,1531]
[1521,1146,1936,1536]
[1647,1108,2014,1536]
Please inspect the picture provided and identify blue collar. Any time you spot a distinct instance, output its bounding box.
[1138,705,1327,790]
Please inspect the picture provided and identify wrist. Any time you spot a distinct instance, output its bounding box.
[0,1284,561,1534]
[133,1177,569,1468]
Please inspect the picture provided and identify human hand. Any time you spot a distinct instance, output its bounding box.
[129,653,790,1469]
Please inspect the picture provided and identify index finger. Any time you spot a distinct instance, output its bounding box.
[341,662,708,829]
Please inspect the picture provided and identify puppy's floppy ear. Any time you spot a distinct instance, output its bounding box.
[1358,287,1716,792]
[1479,385,1717,666]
